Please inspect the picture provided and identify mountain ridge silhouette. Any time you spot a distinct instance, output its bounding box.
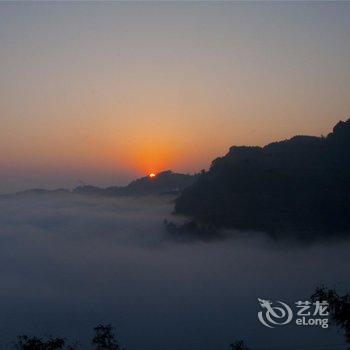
[174,119,350,236]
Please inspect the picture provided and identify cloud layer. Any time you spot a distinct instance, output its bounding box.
[0,193,348,349]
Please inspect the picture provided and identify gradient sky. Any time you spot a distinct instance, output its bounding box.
[1,1,350,192]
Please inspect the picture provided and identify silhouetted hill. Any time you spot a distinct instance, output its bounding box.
[175,119,350,236]
[74,170,196,197]
[73,185,106,196]
[4,171,195,198]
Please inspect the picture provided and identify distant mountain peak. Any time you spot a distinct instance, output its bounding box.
[175,118,350,236]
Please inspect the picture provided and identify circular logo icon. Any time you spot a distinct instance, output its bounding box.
[258,298,293,328]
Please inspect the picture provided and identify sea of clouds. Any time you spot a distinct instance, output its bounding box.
[0,193,348,350]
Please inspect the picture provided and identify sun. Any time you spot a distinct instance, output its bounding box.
[148,172,156,178]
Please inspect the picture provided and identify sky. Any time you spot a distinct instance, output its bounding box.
[1,1,350,192]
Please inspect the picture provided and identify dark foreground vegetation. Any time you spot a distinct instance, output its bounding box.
[312,286,350,345]
[14,323,248,350]
[15,324,124,350]
[13,287,349,350]
[175,119,350,237]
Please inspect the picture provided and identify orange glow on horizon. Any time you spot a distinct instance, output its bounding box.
[148,172,156,178]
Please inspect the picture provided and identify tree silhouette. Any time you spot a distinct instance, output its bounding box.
[229,340,250,350]
[312,286,350,345]
[92,324,124,350]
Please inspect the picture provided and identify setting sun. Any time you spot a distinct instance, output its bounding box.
[148,173,156,178]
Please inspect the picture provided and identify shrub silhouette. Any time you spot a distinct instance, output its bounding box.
[312,286,350,345]
[92,324,124,350]
[14,324,125,350]
[229,340,250,350]
[15,335,66,350]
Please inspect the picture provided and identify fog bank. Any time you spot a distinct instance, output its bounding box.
[0,193,348,349]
